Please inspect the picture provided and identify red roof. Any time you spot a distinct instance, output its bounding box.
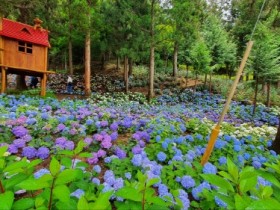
[0,18,50,47]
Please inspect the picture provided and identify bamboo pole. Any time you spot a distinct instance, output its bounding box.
[1,67,6,94]
[201,41,254,166]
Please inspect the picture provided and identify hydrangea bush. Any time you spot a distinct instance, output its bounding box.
[0,90,279,209]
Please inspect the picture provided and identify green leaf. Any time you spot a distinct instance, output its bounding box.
[61,157,72,168]
[12,198,34,210]
[0,146,8,157]
[17,179,50,190]
[261,186,273,199]
[79,152,92,158]
[74,141,85,155]
[56,199,77,210]
[28,159,43,169]
[55,169,77,185]
[89,191,113,210]
[0,191,14,210]
[146,178,160,187]
[50,157,60,176]
[0,159,5,169]
[77,196,89,210]
[246,198,280,210]
[227,158,239,183]
[234,194,251,210]
[201,174,235,192]
[3,160,28,173]
[218,171,234,182]
[239,175,257,193]
[4,173,28,190]
[35,197,45,208]
[53,185,70,203]
[116,187,142,202]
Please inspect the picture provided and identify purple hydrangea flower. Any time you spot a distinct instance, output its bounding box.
[22,146,37,159]
[12,126,28,137]
[13,139,26,148]
[110,132,118,141]
[8,144,18,154]
[37,147,50,159]
[97,149,106,158]
[84,137,93,146]
[110,122,118,131]
[115,147,126,159]
[64,141,75,150]
[132,145,142,154]
[57,124,66,132]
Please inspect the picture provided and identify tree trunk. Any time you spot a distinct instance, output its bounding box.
[84,31,91,97]
[269,116,280,154]
[266,81,271,107]
[68,0,73,75]
[68,40,73,75]
[165,52,168,69]
[204,74,207,87]
[128,58,133,76]
[124,56,128,93]
[173,41,178,77]
[252,76,259,115]
[148,0,155,101]
[209,72,212,93]
[246,73,249,81]
[117,57,120,70]
[16,75,27,90]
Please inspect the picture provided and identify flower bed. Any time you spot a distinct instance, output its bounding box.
[0,90,279,209]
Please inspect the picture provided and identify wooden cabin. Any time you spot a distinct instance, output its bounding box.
[0,17,54,96]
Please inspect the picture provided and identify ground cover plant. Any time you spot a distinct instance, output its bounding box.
[0,90,279,209]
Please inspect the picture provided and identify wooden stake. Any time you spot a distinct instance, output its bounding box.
[201,41,254,166]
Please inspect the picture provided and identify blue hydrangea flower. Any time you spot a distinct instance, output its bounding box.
[252,161,262,169]
[131,154,142,166]
[93,165,101,173]
[113,178,124,190]
[218,156,227,165]
[155,135,161,142]
[178,189,190,210]
[34,168,50,179]
[203,162,217,174]
[70,189,85,199]
[181,175,195,189]
[214,196,227,208]
[92,178,100,185]
[157,152,167,162]
[125,172,131,180]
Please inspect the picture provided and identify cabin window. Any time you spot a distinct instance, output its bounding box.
[18,41,33,54]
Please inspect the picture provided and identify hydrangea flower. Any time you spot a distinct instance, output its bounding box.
[157,152,167,162]
[125,172,131,180]
[22,146,37,159]
[115,147,126,159]
[93,165,101,173]
[203,163,217,174]
[92,178,100,185]
[178,189,190,210]
[113,178,124,190]
[34,168,50,179]
[131,154,142,166]
[218,156,227,165]
[12,126,28,137]
[181,175,195,189]
[215,196,227,208]
[37,147,50,159]
[70,189,85,199]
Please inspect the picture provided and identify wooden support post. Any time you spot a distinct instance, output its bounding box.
[1,67,6,94]
[41,73,47,97]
